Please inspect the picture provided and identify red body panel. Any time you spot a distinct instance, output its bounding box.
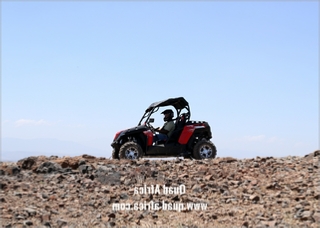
[143,130,153,146]
[114,131,122,140]
[178,125,195,144]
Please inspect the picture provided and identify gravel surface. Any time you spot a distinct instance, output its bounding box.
[0,151,319,227]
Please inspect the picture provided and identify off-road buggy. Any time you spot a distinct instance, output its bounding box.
[111,97,217,160]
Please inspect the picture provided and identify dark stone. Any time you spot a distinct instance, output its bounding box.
[11,166,21,175]
[60,167,73,173]
[96,172,121,185]
[24,220,33,226]
[78,165,93,174]
[78,160,86,165]
[42,193,49,199]
[82,154,96,159]
[107,222,116,227]
[241,221,249,228]
[36,161,62,174]
[18,157,37,169]
[0,182,8,190]
[24,208,37,216]
[120,193,128,199]
[43,222,51,227]
[57,219,67,227]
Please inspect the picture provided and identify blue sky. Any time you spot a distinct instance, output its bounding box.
[1,1,319,161]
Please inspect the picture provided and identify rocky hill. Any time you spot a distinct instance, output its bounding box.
[0,151,319,228]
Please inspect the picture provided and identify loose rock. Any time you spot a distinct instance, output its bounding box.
[0,151,319,227]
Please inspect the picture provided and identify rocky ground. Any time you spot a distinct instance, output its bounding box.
[0,151,319,228]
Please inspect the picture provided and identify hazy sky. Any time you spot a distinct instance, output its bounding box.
[1,1,319,161]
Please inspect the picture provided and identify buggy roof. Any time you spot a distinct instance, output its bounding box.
[145,97,189,112]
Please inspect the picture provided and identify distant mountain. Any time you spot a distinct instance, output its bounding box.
[1,137,110,162]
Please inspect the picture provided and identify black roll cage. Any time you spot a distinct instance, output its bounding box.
[138,97,191,126]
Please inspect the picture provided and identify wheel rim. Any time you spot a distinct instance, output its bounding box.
[199,144,212,158]
[125,147,139,159]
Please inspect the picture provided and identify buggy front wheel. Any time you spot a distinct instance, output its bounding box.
[119,142,143,160]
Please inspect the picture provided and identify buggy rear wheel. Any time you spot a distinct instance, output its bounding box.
[119,142,143,160]
[193,140,216,159]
